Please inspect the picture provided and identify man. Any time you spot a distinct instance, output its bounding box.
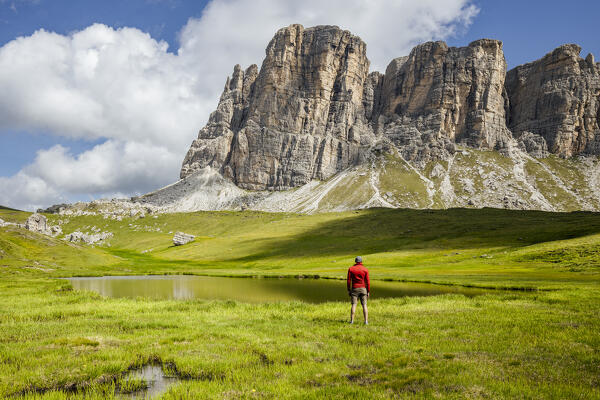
[347,256,370,325]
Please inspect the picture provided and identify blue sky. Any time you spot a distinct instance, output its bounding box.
[0,0,209,51]
[454,1,599,67]
[3,1,597,69]
[0,0,598,210]
[0,0,210,177]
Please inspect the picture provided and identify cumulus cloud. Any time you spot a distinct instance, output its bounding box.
[0,24,206,149]
[0,0,478,210]
[0,141,179,210]
[180,0,478,73]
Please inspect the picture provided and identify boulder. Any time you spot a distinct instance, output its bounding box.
[25,213,64,236]
[64,231,112,245]
[25,213,48,234]
[173,232,195,246]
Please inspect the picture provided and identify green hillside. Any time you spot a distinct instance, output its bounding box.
[2,207,600,289]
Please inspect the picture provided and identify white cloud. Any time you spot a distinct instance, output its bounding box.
[180,0,478,72]
[0,0,478,210]
[0,24,206,150]
[0,141,179,210]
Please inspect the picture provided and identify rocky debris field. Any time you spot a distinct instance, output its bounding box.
[64,230,113,245]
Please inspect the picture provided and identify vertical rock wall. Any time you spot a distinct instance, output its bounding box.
[224,24,375,190]
[181,24,375,190]
[375,39,511,162]
[180,24,600,192]
[506,44,600,157]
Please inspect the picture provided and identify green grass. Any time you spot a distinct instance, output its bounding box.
[378,154,431,208]
[117,377,148,394]
[319,169,374,210]
[524,159,581,211]
[1,207,600,398]
[2,207,595,289]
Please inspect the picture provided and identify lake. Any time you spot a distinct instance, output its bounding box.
[67,275,488,303]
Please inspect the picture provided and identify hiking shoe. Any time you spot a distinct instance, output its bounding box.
[349,321,354,324]
[364,321,369,325]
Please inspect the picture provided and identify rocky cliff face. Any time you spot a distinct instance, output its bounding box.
[506,44,600,157]
[374,39,511,162]
[173,24,600,213]
[182,25,529,186]
[181,25,374,190]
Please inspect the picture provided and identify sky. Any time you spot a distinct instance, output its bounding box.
[0,0,598,211]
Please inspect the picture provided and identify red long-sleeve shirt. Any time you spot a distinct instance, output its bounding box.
[347,263,370,292]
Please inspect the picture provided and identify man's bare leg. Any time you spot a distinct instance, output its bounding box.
[362,303,368,324]
[350,303,357,323]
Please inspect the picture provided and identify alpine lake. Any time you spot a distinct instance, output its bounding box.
[67,275,489,303]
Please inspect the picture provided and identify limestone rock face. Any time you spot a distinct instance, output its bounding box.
[181,24,374,190]
[506,44,600,157]
[517,131,549,158]
[180,24,600,195]
[376,39,511,162]
[180,64,258,180]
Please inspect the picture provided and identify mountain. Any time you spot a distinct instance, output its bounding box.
[139,25,599,213]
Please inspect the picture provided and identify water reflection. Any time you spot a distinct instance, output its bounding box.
[120,365,179,399]
[67,275,488,303]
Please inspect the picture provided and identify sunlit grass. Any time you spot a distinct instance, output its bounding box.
[3,279,599,399]
[1,207,599,398]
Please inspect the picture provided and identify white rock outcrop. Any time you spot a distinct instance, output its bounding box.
[173,232,195,246]
[25,213,48,233]
[25,213,62,237]
[64,231,113,245]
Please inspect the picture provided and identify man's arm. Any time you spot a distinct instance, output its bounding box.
[366,269,370,294]
[347,269,351,292]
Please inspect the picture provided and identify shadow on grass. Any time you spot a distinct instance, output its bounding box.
[105,248,207,270]
[0,205,20,211]
[230,208,600,262]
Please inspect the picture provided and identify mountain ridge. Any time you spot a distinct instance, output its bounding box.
[46,24,600,214]
[179,25,599,189]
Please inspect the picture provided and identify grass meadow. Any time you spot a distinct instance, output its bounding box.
[1,207,599,398]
